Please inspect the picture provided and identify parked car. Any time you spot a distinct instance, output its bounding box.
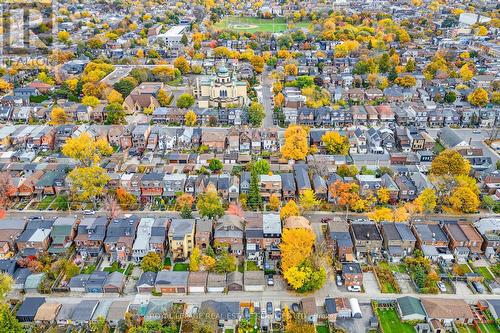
[291,303,300,312]
[472,281,484,294]
[274,309,282,322]
[473,130,481,134]
[336,275,343,286]
[83,210,95,215]
[437,281,447,293]
[260,308,267,318]
[267,275,274,286]
[266,302,273,315]
[347,285,361,292]
[243,307,250,321]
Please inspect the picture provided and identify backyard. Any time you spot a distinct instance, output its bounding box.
[477,323,500,333]
[214,16,310,33]
[376,307,415,333]
[173,263,189,271]
[474,266,495,281]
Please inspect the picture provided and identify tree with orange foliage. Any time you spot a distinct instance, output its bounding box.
[226,203,245,218]
[176,193,194,211]
[0,172,14,210]
[116,187,138,210]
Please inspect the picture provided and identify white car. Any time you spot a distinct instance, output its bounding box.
[347,285,361,292]
[437,281,447,293]
[260,309,267,319]
[336,275,343,286]
[83,210,95,215]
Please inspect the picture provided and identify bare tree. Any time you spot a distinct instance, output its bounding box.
[0,172,13,209]
[104,194,121,219]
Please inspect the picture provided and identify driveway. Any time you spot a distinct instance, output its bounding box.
[394,272,415,294]
[362,272,380,294]
[454,281,473,296]
[336,303,374,333]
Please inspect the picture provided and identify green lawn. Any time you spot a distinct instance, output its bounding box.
[478,323,500,333]
[456,324,477,333]
[377,308,415,333]
[51,195,69,211]
[36,196,54,210]
[316,325,329,333]
[474,266,495,281]
[214,16,310,33]
[103,261,125,274]
[245,261,261,271]
[81,265,96,274]
[460,263,473,273]
[173,263,189,271]
[491,264,500,277]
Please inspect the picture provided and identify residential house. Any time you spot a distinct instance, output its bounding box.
[48,217,77,255]
[214,215,244,256]
[327,218,354,261]
[473,218,499,258]
[104,215,140,262]
[396,296,426,321]
[260,174,282,200]
[281,173,296,200]
[263,213,281,253]
[412,223,452,262]
[301,297,318,324]
[350,222,383,260]
[16,219,54,256]
[0,219,27,258]
[294,164,311,195]
[342,262,363,287]
[140,173,163,202]
[163,174,187,199]
[137,271,157,293]
[421,298,474,327]
[200,300,240,330]
[103,272,126,293]
[380,222,416,262]
[168,218,195,260]
[75,216,107,259]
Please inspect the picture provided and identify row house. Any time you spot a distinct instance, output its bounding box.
[16,219,55,256]
[132,218,167,262]
[260,175,282,201]
[104,215,140,262]
[412,222,452,262]
[168,218,195,260]
[75,216,108,259]
[214,215,244,256]
[473,218,499,259]
[140,173,163,202]
[327,218,354,262]
[442,221,484,258]
[48,217,77,255]
[0,219,27,258]
[350,222,383,261]
[380,222,416,262]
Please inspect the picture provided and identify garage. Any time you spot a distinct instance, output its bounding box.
[155,271,189,295]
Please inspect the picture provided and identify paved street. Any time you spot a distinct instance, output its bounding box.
[260,69,275,128]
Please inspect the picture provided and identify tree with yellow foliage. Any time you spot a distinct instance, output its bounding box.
[283,266,308,289]
[377,187,391,205]
[50,107,68,125]
[459,64,474,82]
[430,149,470,177]
[284,64,298,76]
[0,79,11,93]
[299,189,320,211]
[268,194,280,211]
[68,165,110,210]
[107,89,123,104]
[321,131,349,155]
[394,75,417,87]
[82,96,100,107]
[280,200,300,220]
[62,132,113,167]
[184,110,197,126]
[476,26,488,36]
[175,193,194,211]
[173,56,190,74]
[281,125,309,161]
[280,228,315,272]
[250,55,264,73]
[57,30,71,43]
[367,207,392,222]
[414,188,437,214]
[392,206,410,222]
[448,186,480,213]
[65,78,78,92]
[467,88,489,107]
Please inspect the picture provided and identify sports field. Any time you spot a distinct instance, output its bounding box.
[214,16,310,33]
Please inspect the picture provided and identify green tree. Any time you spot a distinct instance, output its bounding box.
[90,316,110,333]
[208,159,223,172]
[141,252,162,272]
[105,103,126,125]
[113,77,137,97]
[215,251,236,273]
[0,273,12,300]
[0,303,23,333]
[444,91,457,103]
[248,101,265,127]
[247,169,262,211]
[252,159,270,175]
[176,93,195,108]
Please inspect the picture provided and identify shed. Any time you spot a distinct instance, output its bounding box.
[226,271,243,291]
[56,303,76,326]
[16,297,45,322]
[207,273,226,293]
[24,273,45,291]
[71,300,99,325]
[107,301,130,327]
[397,296,426,321]
[155,271,188,294]
[34,303,61,323]
[188,271,208,293]
[137,271,157,293]
[349,298,362,318]
[243,271,265,292]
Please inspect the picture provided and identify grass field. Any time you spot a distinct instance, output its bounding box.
[376,308,415,333]
[478,323,500,333]
[474,266,495,281]
[173,263,189,271]
[214,16,310,33]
